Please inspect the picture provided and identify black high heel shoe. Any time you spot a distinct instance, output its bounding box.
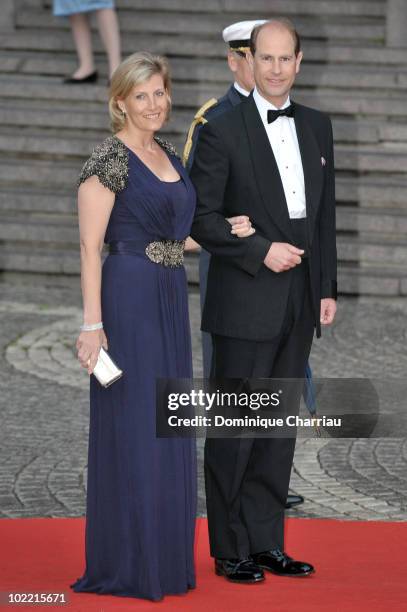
[63,70,98,84]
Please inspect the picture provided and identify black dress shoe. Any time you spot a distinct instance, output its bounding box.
[251,548,314,577]
[285,493,304,509]
[63,70,98,84]
[215,558,265,583]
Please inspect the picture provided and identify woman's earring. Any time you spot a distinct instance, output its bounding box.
[120,108,126,117]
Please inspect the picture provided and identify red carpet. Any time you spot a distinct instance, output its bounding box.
[0,517,405,611]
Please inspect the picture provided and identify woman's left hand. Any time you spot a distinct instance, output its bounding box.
[227,215,255,238]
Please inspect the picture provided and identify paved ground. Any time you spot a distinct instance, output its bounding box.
[0,275,406,522]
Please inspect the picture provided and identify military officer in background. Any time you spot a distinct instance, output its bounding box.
[183,20,266,172]
[183,20,313,510]
[183,20,266,385]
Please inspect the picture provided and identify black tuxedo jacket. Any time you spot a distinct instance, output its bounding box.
[190,94,337,341]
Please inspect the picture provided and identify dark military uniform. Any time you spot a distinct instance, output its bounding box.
[183,85,246,172]
[183,85,248,378]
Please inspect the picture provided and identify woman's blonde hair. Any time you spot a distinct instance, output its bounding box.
[108,51,172,133]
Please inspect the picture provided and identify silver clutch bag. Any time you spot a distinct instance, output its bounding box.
[92,347,123,387]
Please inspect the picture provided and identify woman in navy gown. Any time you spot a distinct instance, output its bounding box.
[71,51,254,602]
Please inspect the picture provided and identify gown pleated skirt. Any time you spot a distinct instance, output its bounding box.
[71,253,197,601]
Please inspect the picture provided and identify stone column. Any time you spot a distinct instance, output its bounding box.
[386,0,407,47]
[0,0,15,31]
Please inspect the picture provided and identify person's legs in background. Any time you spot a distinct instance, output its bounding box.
[95,8,121,79]
[65,8,121,82]
[68,12,95,80]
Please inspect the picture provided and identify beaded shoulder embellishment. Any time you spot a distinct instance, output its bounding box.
[154,136,180,159]
[78,136,129,193]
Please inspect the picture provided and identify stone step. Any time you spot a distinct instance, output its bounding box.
[0,241,203,281]
[0,31,227,58]
[1,204,406,250]
[0,187,75,214]
[0,243,188,278]
[0,130,107,158]
[150,58,407,91]
[0,130,178,160]
[4,71,407,107]
[336,175,407,207]
[336,121,407,145]
[2,74,406,120]
[299,64,407,91]
[0,207,403,251]
[0,216,78,244]
[0,157,406,209]
[1,31,400,65]
[1,120,405,157]
[0,102,110,133]
[335,146,407,174]
[16,9,385,42]
[1,118,407,161]
[2,202,406,239]
[3,47,406,91]
[304,43,406,66]
[2,0,403,299]
[57,0,388,18]
[4,51,407,95]
[2,74,407,143]
[290,89,407,118]
[0,75,109,102]
[0,90,406,139]
[2,181,405,226]
[1,178,406,243]
[1,184,404,233]
[337,264,407,296]
[0,244,80,275]
[170,60,407,91]
[336,207,407,235]
[0,101,186,139]
[1,131,406,175]
[0,158,78,189]
[0,241,405,295]
[337,236,407,266]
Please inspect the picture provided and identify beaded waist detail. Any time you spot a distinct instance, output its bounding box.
[145,239,185,267]
[109,239,185,268]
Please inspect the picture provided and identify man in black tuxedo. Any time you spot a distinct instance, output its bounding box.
[190,19,337,584]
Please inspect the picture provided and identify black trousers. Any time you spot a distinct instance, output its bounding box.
[205,257,315,559]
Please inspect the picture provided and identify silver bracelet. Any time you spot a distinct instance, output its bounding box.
[81,322,103,332]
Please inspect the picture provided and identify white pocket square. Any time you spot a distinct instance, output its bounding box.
[321,156,326,166]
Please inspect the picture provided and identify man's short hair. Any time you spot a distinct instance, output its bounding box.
[250,18,301,56]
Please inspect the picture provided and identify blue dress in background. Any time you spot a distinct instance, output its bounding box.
[71,136,197,602]
[53,0,114,17]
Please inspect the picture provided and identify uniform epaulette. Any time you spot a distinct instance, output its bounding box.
[182,97,218,167]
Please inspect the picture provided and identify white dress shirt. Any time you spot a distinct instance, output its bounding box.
[233,81,251,97]
[253,87,306,219]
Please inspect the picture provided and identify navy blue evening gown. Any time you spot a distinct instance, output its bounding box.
[71,135,197,601]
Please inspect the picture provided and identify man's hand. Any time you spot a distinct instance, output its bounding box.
[226,215,255,238]
[320,298,337,325]
[263,242,304,273]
